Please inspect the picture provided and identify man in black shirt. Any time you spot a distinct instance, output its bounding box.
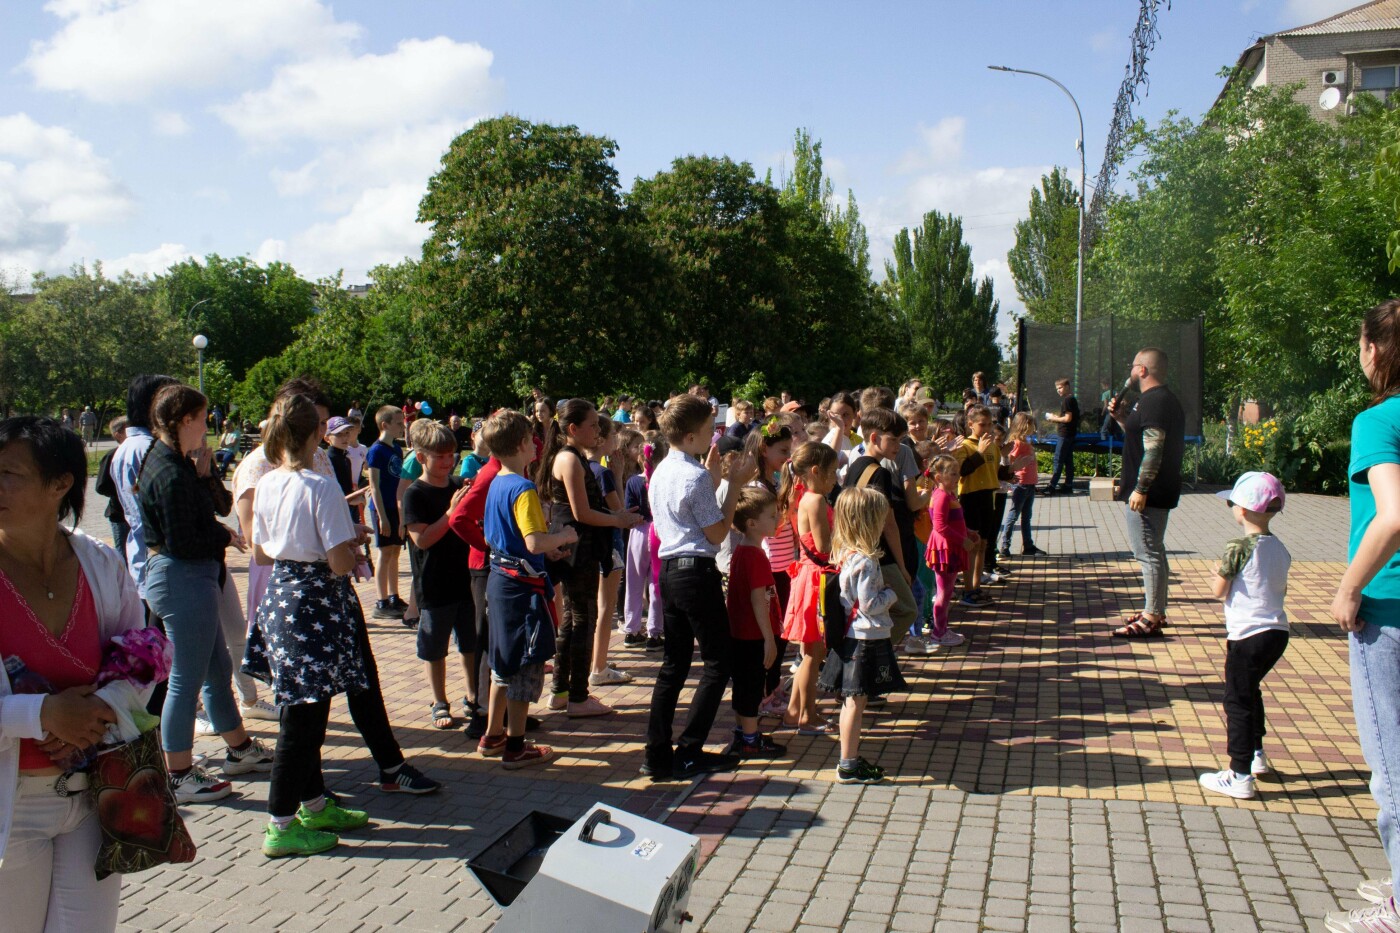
[1107,348,1186,638]
[1044,378,1080,494]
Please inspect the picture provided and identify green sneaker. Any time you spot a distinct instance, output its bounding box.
[296,801,370,832]
[262,820,339,858]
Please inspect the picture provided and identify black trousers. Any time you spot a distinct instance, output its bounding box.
[554,559,601,702]
[269,699,330,818]
[645,559,732,769]
[347,602,404,771]
[1223,628,1289,774]
[730,638,766,719]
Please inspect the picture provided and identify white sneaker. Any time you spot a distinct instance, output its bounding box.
[901,636,928,655]
[223,736,275,775]
[1198,769,1256,800]
[239,699,280,721]
[1359,879,1396,905]
[588,666,634,686]
[171,764,233,803]
[194,714,216,736]
[1251,749,1272,776]
[1326,899,1400,932]
[935,630,966,647]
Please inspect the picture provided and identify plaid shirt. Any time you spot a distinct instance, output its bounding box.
[137,440,234,562]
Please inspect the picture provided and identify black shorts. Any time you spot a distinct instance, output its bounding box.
[372,504,404,549]
[416,600,476,661]
[959,489,998,539]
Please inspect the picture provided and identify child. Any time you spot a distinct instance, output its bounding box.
[956,405,1000,605]
[403,419,479,734]
[778,441,839,733]
[458,420,490,480]
[245,393,371,856]
[325,416,358,497]
[744,419,796,716]
[924,454,972,649]
[478,409,576,769]
[1198,471,1291,800]
[843,408,920,652]
[643,395,758,781]
[366,405,408,619]
[623,435,666,651]
[536,399,639,717]
[588,416,633,687]
[819,486,908,784]
[726,486,787,758]
[998,412,1044,558]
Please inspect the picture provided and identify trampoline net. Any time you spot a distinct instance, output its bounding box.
[1016,317,1204,437]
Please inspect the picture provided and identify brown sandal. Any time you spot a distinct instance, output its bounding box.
[1112,615,1164,638]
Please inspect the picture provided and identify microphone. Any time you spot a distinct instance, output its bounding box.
[1108,370,1135,414]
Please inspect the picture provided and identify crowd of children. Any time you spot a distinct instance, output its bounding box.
[91,371,1301,862]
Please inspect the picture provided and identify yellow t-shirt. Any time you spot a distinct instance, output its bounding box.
[513,488,547,538]
[957,437,1001,495]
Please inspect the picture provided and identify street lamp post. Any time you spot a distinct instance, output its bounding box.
[988,65,1086,397]
[193,334,208,394]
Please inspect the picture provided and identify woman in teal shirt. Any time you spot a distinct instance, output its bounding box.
[1330,299,1400,932]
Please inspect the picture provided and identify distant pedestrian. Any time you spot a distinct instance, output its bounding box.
[1043,378,1080,495]
[94,416,129,562]
[78,405,97,445]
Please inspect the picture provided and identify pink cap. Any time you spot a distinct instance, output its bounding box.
[1216,471,1285,513]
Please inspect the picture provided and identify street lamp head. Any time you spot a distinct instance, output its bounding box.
[988,65,1011,71]
[192,334,208,350]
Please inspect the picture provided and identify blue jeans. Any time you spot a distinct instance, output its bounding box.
[999,485,1036,552]
[146,553,241,754]
[1049,435,1075,491]
[1124,505,1171,616]
[1351,623,1400,890]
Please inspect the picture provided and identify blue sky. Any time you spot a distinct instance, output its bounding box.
[0,0,1361,335]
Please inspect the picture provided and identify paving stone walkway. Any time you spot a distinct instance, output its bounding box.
[94,483,1382,932]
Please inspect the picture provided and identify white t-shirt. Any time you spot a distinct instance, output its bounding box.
[1219,533,1291,641]
[253,468,357,563]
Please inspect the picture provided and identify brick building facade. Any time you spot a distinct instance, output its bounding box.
[1218,0,1400,120]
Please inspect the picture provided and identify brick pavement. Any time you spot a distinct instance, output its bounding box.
[97,482,1383,932]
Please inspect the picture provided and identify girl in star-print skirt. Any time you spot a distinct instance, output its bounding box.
[240,393,373,858]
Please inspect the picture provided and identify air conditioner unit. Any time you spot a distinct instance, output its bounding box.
[1322,69,1345,87]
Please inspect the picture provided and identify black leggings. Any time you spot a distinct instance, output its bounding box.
[1224,629,1289,774]
[346,607,403,771]
[554,560,601,702]
[269,699,330,818]
[765,573,791,696]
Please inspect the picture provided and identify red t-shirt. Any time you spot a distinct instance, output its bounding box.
[727,543,779,640]
[448,455,502,571]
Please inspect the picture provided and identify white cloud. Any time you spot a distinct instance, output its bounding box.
[869,122,1052,344]
[269,120,464,211]
[1089,29,1117,53]
[281,184,426,280]
[103,241,193,277]
[24,0,359,103]
[1281,0,1362,24]
[151,110,188,137]
[893,117,967,174]
[0,113,133,278]
[214,38,500,145]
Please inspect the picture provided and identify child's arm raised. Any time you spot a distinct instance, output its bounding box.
[702,451,758,544]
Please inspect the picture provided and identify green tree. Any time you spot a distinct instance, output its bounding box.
[154,254,316,381]
[1094,84,1400,422]
[1008,167,1083,325]
[17,264,187,419]
[883,212,1001,398]
[416,116,659,408]
[629,154,788,393]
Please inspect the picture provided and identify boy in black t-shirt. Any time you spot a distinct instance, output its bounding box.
[843,408,919,652]
[403,420,480,734]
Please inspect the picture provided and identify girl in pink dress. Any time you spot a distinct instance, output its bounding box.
[777,442,839,733]
[925,454,977,646]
